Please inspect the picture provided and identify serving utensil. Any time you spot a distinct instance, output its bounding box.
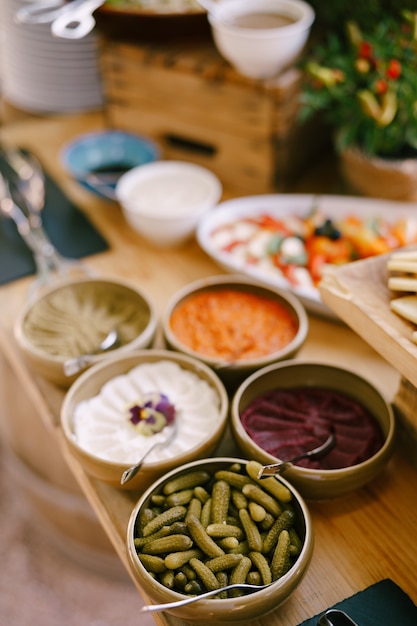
[51,0,105,39]
[0,172,52,294]
[0,172,64,293]
[0,149,93,297]
[257,431,336,479]
[140,581,274,613]
[15,0,105,39]
[140,581,361,618]
[4,147,47,231]
[15,0,72,24]
[63,328,120,377]
[318,609,360,625]
[120,420,178,486]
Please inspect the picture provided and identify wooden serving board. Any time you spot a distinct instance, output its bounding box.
[319,251,417,462]
[319,251,417,389]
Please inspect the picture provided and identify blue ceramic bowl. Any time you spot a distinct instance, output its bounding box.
[60,130,160,200]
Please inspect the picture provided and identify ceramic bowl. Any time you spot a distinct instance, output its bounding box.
[60,350,229,491]
[208,0,315,79]
[115,160,222,247]
[60,130,160,200]
[162,274,308,390]
[126,456,313,622]
[14,277,157,387]
[231,361,396,500]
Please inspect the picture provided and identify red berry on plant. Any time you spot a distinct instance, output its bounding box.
[386,59,401,79]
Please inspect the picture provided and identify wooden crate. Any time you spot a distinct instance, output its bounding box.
[98,38,328,194]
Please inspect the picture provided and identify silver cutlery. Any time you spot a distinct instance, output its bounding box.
[3,147,46,232]
[51,0,105,39]
[121,420,178,486]
[140,581,274,613]
[141,589,361,619]
[257,431,336,478]
[15,0,105,39]
[0,161,92,297]
[0,172,56,296]
[63,327,120,377]
[7,149,86,275]
[15,0,78,24]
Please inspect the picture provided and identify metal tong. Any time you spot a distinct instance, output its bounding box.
[0,148,91,298]
[15,0,105,39]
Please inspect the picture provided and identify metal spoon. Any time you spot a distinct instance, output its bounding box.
[257,431,336,479]
[63,328,119,377]
[121,420,178,486]
[140,581,274,613]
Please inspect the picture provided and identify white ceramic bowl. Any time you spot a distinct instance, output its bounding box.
[208,0,315,79]
[60,350,229,491]
[115,160,222,247]
[231,361,396,500]
[14,277,157,388]
[127,456,313,622]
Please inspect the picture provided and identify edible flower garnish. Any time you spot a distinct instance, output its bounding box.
[127,392,176,437]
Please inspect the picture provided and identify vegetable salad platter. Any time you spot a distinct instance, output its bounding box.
[197,194,417,318]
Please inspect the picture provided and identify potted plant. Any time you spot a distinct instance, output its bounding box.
[298,10,417,200]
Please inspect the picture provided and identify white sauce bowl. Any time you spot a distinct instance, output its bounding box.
[115,160,222,247]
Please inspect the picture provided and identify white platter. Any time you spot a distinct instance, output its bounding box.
[197,194,417,318]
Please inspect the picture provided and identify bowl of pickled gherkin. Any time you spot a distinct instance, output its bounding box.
[127,456,313,622]
[14,276,157,387]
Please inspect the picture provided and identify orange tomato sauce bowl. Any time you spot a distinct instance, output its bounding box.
[162,275,308,389]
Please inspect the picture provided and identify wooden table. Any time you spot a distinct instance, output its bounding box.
[0,112,416,626]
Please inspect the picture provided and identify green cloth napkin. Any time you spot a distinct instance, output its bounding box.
[0,153,109,285]
[298,579,417,625]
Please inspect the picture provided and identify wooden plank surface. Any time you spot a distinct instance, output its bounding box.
[0,113,417,626]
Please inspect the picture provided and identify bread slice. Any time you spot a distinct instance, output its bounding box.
[388,276,417,292]
[390,294,417,325]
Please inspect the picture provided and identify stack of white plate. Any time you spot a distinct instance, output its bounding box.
[0,0,103,114]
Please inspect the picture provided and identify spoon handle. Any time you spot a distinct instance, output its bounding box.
[63,353,96,377]
[121,422,177,485]
[257,432,336,479]
[140,582,267,613]
[257,460,292,477]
